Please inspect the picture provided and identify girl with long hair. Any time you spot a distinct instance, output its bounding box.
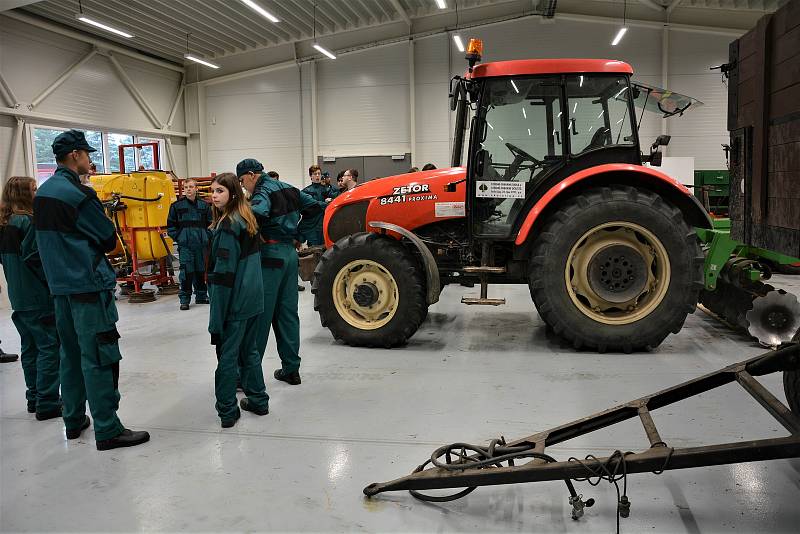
[207,173,268,427]
[0,177,61,419]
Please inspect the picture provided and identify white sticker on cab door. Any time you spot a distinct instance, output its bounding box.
[435,202,466,218]
[475,181,525,199]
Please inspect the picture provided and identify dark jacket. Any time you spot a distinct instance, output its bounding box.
[167,196,211,249]
[33,165,117,295]
[250,173,325,244]
[207,214,263,338]
[0,213,53,311]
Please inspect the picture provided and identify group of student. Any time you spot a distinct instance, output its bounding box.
[0,129,335,450]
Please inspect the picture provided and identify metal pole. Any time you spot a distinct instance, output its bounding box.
[108,52,165,129]
[166,75,186,128]
[310,60,319,171]
[164,137,177,174]
[0,70,18,108]
[30,49,98,109]
[409,39,416,168]
[4,118,24,182]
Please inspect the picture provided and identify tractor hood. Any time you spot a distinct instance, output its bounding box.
[324,167,467,247]
[332,166,466,204]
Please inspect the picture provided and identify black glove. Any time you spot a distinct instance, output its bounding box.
[210,333,221,346]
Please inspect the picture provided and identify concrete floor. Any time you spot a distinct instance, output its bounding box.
[1,277,799,533]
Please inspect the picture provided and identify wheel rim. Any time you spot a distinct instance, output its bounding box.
[564,221,671,325]
[332,259,400,330]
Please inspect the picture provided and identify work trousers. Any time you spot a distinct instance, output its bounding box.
[256,243,301,373]
[178,245,208,305]
[10,309,60,412]
[215,315,269,421]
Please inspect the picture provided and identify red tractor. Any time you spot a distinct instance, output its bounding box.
[312,40,711,352]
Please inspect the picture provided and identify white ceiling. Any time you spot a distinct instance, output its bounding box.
[8,0,789,66]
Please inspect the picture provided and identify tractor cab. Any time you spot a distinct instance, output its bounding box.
[450,41,701,242]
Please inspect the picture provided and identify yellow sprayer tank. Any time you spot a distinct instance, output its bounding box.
[91,172,177,261]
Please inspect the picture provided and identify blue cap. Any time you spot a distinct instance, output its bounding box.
[52,129,97,158]
[236,158,264,178]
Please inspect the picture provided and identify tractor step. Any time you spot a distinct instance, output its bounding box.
[462,266,506,274]
[462,297,506,306]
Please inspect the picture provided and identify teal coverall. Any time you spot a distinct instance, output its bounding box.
[33,166,127,441]
[0,214,60,414]
[167,196,211,305]
[208,214,267,422]
[298,182,336,246]
[250,173,326,374]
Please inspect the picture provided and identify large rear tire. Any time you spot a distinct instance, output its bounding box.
[312,232,427,347]
[529,185,704,352]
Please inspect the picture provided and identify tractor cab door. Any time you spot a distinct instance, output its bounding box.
[468,76,565,239]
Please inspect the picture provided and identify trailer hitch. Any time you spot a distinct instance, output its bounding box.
[364,343,800,529]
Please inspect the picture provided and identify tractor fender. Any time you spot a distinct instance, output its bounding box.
[514,163,713,246]
[368,221,441,305]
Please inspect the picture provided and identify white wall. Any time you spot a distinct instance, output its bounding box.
[205,66,306,188]
[201,15,739,180]
[0,15,188,180]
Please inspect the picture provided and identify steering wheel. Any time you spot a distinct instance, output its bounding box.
[502,142,542,181]
[505,142,541,165]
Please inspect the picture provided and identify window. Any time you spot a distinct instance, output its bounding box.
[473,77,563,237]
[137,138,164,170]
[566,75,635,155]
[32,127,104,183]
[107,133,135,173]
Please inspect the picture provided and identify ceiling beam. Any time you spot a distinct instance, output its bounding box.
[26,2,205,60]
[389,0,412,26]
[286,0,336,34]
[81,0,225,57]
[147,0,250,53]
[190,0,274,47]
[317,0,350,31]
[3,10,185,71]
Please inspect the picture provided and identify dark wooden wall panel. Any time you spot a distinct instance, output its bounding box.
[728,0,800,258]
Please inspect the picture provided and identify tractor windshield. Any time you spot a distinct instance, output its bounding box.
[565,75,637,155]
[631,82,703,120]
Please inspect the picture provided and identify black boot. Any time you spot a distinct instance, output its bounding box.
[180,303,190,311]
[221,409,241,428]
[0,348,19,363]
[274,368,301,385]
[240,398,269,416]
[27,400,36,413]
[96,429,150,451]
[36,405,63,421]
[66,416,91,440]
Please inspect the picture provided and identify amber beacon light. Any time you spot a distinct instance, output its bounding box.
[466,38,483,71]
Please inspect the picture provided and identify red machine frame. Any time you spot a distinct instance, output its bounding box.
[111,143,176,297]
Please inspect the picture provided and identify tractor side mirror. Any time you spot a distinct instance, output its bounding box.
[651,135,671,150]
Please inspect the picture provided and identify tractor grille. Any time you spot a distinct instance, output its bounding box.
[327,201,369,244]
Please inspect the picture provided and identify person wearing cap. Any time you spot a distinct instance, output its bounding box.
[33,129,150,451]
[299,165,334,247]
[167,179,211,311]
[236,158,326,385]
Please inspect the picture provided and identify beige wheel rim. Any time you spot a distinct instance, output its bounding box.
[332,259,400,330]
[564,221,671,325]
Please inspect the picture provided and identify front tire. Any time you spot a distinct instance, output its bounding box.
[312,233,427,347]
[529,186,704,352]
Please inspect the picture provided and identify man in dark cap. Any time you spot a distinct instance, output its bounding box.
[33,129,150,451]
[236,158,325,385]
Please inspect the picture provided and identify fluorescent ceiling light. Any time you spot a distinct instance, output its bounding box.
[597,111,605,119]
[614,87,629,99]
[240,0,279,23]
[522,108,527,119]
[579,75,584,87]
[510,79,519,93]
[557,111,562,117]
[498,135,504,141]
[76,15,133,38]
[527,128,532,136]
[616,117,624,124]
[313,44,337,59]
[573,102,578,114]
[487,122,493,130]
[184,54,219,69]
[453,35,464,52]
[435,0,447,9]
[611,27,627,46]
